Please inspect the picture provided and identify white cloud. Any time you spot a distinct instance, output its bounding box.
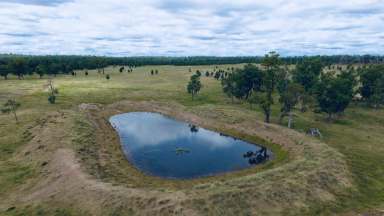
[0,0,383,56]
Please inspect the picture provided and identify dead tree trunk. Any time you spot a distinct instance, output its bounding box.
[287,112,293,128]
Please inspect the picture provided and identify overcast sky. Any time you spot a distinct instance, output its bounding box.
[0,0,383,56]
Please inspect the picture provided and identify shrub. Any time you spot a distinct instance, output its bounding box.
[48,95,56,104]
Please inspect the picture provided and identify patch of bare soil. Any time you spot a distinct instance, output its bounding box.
[2,100,353,215]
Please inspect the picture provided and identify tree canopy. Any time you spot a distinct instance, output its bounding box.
[187,74,202,100]
[292,57,323,92]
[359,65,384,108]
[0,54,382,80]
[219,52,364,124]
[314,71,356,120]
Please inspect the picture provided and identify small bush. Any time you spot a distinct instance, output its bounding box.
[48,95,56,104]
[196,70,201,76]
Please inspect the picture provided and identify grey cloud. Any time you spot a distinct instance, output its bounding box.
[347,42,377,48]
[0,0,383,56]
[0,32,49,37]
[0,0,72,6]
[191,36,218,41]
[341,8,384,16]
[4,41,25,45]
[91,36,124,42]
[319,25,363,31]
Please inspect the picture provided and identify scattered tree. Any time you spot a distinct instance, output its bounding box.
[47,79,59,104]
[196,70,201,77]
[35,65,46,78]
[279,83,305,128]
[10,58,26,79]
[359,65,384,108]
[1,99,21,123]
[221,73,237,103]
[249,92,273,123]
[0,62,9,79]
[259,51,282,123]
[214,71,221,80]
[293,57,323,93]
[187,74,202,100]
[119,66,124,73]
[369,77,384,109]
[0,55,380,80]
[232,64,263,99]
[314,71,356,121]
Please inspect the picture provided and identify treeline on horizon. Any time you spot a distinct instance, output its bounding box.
[0,54,383,79]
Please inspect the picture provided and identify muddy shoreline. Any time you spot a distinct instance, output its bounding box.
[80,100,288,188]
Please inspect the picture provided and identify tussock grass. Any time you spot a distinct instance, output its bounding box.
[0,64,382,215]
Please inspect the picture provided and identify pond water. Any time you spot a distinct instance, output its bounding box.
[109,112,271,179]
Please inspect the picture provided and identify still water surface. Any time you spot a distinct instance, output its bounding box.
[110,112,271,179]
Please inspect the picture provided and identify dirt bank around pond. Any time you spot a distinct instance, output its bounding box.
[2,100,353,215]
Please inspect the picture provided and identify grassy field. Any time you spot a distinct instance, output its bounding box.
[0,65,383,215]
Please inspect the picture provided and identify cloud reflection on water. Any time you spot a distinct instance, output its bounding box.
[110,112,234,150]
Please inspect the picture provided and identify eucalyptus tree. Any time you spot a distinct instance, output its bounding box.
[119,66,124,73]
[10,58,26,79]
[235,64,264,99]
[314,71,356,121]
[196,70,201,77]
[258,51,282,123]
[221,64,264,102]
[292,57,323,93]
[359,65,384,108]
[369,77,384,108]
[50,63,61,77]
[35,64,46,78]
[96,58,107,74]
[187,74,202,100]
[214,71,221,80]
[278,83,305,128]
[0,61,9,79]
[221,73,237,103]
